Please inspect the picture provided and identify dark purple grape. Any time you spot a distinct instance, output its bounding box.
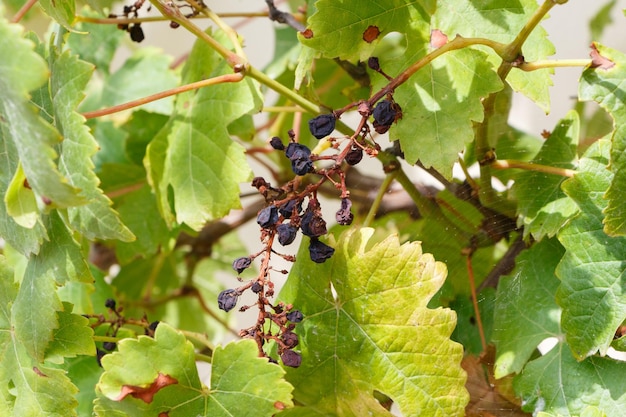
[300,210,327,237]
[257,206,279,228]
[281,350,302,368]
[336,198,353,225]
[368,57,380,71]
[129,24,145,43]
[104,298,116,310]
[269,136,285,150]
[372,100,396,126]
[169,21,180,29]
[277,224,298,246]
[281,331,299,348]
[103,341,116,351]
[345,146,363,165]
[149,321,160,331]
[285,143,311,160]
[291,158,313,176]
[308,114,336,139]
[218,289,239,312]
[279,199,301,219]
[309,238,335,263]
[232,256,252,274]
[286,310,304,323]
[251,281,263,293]
[96,349,106,367]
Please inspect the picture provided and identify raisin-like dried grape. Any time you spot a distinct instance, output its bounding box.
[286,310,304,323]
[309,238,335,263]
[281,331,299,348]
[217,289,239,312]
[129,24,145,43]
[300,210,327,237]
[257,206,279,228]
[251,281,263,293]
[277,224,298,246]
[308,114,336,139]
[335,198,353,225]
[104,298,116,310]
[279,199,300,219]
[281,350,302,368]
[372,100,396,126]
[368,56,381,71]
[103,341,116,351]
[345,146,363,166]
[232,256,252,274]
[285,143,311,160]
[269,136,285,150]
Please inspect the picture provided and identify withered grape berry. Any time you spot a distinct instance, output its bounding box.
[285,143,313,175]
[372,100,396,126]
[218,289,240,312]
[103,342,116,351]
[286,310,304,323]
[368,56,381,71]
[270,136,285,150]
[281,350,302,368]
[232,256,252,274]
[129,24,145,43]
[309,238,335,263]
[291,158,313,176]
[300,210,327,237]
[336,198,353,225]
[308,114,336,139]
[257,206,279,228]
[345,146,363,166]
[105,298,116,310]
[277,224,298,246]
[281,331,299,348]
[251,281,263,293]
[279,199,300,219]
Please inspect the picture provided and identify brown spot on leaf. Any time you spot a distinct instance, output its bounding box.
[274,401,286,410]
[23,178,31,189]
[590,43,615,70]
[158,413,169,417]
[430,29,448,48]
[301,28,313,39]
[33,367,48,377]
[117,373,178,403]
[362,25,380,43]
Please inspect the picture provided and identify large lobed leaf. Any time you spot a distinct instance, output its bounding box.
[579,43,626,236]
[555,138,626,359]
[512,111,579,240]
[279,228,468,416]
[94,323,293,416]
[146,31,259,230]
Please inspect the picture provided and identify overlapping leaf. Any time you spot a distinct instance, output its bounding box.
[51,47,134,242]
[493,238,564,378]
[513,111,579,240]
[433,0,555,112]
[0,257,83,416]
[146,31,260,230]
[94,324,293,416]
[279,228,468,416]
[555,139,626,359]
[579,43,626,236]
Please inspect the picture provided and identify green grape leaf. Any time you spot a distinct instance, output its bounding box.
[94,324,293,416]
[579,43,626,236]
[0,256,81,416]
[493,238,564,378]
[590,0,617,42]
[67,10,124,75]
[50,47,135,242]
[278,228,468,416]
[300,0,435,63]
[45,302,95,363]
[98,48,179,115]
[113,184,171,265]
[555,139,626,359]
[147,31,259,230]
[38,0,75,30]
[65,355,104,417]
[433,0,555,112]
[12,210,92,362]
[122,110,170,166]
[514,345,626,416]
[0,16,83,208]
[513,110,579,240]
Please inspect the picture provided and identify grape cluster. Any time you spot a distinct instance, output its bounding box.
[108,1,148,43]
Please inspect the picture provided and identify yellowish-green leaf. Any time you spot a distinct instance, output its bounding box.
[4,162,38,228]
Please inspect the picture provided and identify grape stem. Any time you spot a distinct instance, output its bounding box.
[363,171,397,228]
[10,0,38,23]
[75,12,268,25]
[81,73,244,119]
[516,59,591,71]
[492,159,576,177]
